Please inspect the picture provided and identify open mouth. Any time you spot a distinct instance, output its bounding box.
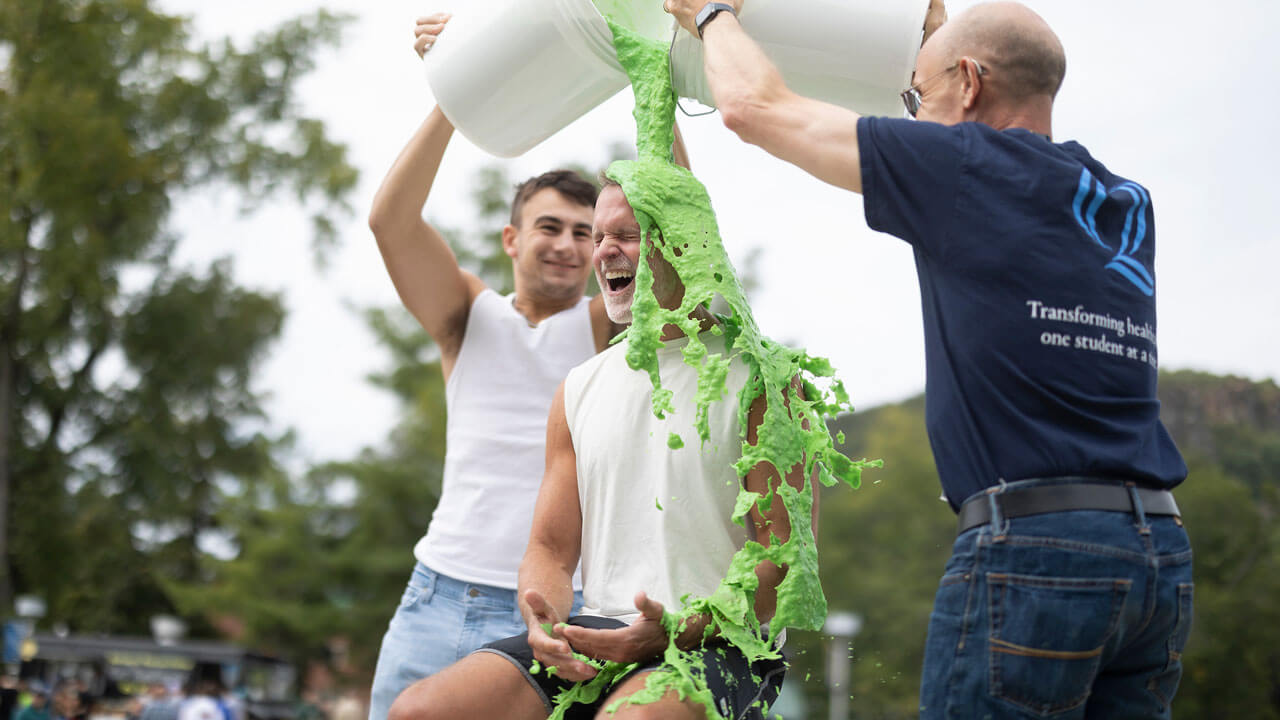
[604,270,635,292]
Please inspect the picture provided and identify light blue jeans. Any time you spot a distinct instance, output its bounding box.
[919,478,1194,719]
[367,562,583,720]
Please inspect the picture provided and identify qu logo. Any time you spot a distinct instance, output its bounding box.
[1071,168,1154,296]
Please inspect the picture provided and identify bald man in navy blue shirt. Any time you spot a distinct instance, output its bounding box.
[666,1,1192,717]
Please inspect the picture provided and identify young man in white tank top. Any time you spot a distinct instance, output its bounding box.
[364,17,681,719]
[389,180,808,720]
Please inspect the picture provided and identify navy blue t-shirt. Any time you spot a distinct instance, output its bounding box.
[857,116,1187,509]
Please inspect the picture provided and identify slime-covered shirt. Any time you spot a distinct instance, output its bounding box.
[563,333,753,623]
[857,117,1187,509]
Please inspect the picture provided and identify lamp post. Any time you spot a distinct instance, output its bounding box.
[6,595,46,667]
[824,611,862,720]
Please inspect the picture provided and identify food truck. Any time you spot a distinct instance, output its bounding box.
[16,632,296,719]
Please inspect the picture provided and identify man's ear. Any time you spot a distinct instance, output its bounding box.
[960,57,983,111]
[502,224,519,260]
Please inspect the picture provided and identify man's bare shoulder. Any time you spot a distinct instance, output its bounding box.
[568,336,628,383]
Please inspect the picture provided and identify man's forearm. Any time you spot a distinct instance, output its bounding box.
[368,107,454,234]
[752,560,785,625]
[698,13,787,145]
[517,545,575,625]
[674,1,865,192]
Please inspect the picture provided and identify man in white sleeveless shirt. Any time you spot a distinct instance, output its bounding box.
[388,181,807,720]
[364,17,647,720]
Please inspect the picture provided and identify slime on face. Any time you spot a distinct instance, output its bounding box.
[541,7,880,719]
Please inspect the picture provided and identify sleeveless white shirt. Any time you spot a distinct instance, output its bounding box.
[563,333,753,624]
[414,290,594,588]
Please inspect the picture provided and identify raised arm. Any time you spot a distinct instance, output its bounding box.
[368,107,485,372]
[368,15,485,374]
[664,0,864,193]
[517,383,594,680]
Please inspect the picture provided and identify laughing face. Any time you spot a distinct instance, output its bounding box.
[592,184,682,324]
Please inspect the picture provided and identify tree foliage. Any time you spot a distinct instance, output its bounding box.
[782,398,950,718]
[174,306,450,672]
[172,161,539,676]
[1157,372,1280,719]
[1,0,356,622]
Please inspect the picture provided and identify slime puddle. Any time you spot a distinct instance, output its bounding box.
[540,8,879,719]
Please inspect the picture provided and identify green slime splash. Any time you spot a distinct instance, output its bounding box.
[544,8,881,720]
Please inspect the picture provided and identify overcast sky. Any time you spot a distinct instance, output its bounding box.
[157,0,1280,467]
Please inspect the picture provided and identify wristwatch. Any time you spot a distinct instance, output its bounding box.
[695,2,737,39]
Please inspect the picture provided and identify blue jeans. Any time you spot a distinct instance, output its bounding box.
[367,563,584,720]
[919,479,1194,719]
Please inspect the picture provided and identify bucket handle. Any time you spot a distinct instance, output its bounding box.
[668,26,718,117]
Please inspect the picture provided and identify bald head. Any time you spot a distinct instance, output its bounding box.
[931,2,1066,102]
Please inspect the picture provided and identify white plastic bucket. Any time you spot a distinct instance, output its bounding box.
[424,0,675,158]
[425,1,928,157]
[670,0,929,119]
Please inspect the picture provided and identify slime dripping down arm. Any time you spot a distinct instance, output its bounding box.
[517,383,596,681]
[742,378,818,625]
[557,382,817,659]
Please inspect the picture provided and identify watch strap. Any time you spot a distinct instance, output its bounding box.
[696,2,737,39]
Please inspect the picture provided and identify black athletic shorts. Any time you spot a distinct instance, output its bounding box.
[476,616,786,720]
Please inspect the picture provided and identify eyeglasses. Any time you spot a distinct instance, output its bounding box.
[900,58,987,118]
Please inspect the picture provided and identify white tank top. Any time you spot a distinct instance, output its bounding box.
[414,290,594,589]
[564,333,753,624]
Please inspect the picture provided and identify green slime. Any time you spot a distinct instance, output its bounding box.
[544,7,880,719]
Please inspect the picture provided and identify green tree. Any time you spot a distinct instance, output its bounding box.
[174,305,450,671]
[782,397,949,719]
[1157,372,1280,718]
[172,161,538,675]
[1,0,356,623]
[1173,460,1280,718]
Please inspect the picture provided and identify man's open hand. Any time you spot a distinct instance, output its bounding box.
[555,592,670,664]
[523,590,597,682]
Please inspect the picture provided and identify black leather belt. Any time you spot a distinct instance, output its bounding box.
[957,481,1180,535]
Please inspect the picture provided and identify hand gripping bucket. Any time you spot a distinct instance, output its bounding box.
[671,0,930,120]
[425,0,929,158]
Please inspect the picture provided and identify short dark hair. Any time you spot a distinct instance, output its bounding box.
[509,170,598,227]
